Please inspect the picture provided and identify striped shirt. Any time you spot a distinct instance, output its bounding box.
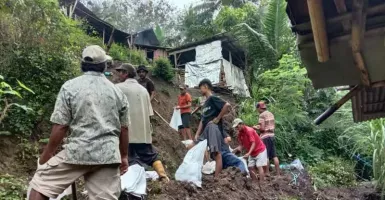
[258,110,275,139]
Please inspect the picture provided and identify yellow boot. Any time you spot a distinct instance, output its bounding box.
[153,160,170,182]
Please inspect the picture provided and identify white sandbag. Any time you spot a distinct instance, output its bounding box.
[290,159,304,171]
[169,109,183,131]
[145,171,159,181]
[238,157,250,174]
[121,164,146,196]
[202,161,216,175]
[175,140,207,187]
[181,140,193,147]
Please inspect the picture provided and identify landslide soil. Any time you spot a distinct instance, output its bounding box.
[0,74,381,200]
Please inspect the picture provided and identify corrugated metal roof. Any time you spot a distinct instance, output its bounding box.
[352,87,385,122]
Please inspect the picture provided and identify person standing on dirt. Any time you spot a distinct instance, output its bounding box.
[176,84,193,141]
[254,101,280,176]
[116,63,170,182]
[232,118,267,181]
[29,45,129,200]
[192,78,231,178]
[137,65,155,101]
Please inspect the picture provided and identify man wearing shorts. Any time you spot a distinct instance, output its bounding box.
[191,79,231,178]
[29,45,129,200]
[254,101,280,176]
[232,118,267,182]
[176,84,193,141]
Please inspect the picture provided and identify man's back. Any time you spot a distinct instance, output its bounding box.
[51,72,129,165]
[259,110,275,138]
[117,79,154,144]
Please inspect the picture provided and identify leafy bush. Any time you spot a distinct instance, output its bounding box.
[309,157,356,188]
[0,0,101,136]
[109,44,148,65]
[152,58,174,82]
[127,49,148,65]
[109,43,128,61]
[0,174,27,200]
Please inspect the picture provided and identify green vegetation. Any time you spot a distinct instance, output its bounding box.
[152,58,174,82]
[0,0,383,195]
[309,157,356,188]
[109,44,148,65]
[0,174,27,200]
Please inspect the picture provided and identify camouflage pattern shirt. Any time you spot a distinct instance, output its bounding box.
[50,72,130,165]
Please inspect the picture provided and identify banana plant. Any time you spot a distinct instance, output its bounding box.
[0,75,34,124]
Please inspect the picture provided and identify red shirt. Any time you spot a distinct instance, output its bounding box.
[238,126,266,157]
[178,93,192,114]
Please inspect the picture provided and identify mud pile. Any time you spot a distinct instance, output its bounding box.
[147,168,314,200]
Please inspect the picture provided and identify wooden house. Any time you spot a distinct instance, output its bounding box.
[285,0,385,123]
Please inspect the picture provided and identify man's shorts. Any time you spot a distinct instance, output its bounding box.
[248,149,268,167]
[29,151,121,199]
[262,136,277,159]
[180,113,191,128]
[129,143,159,167]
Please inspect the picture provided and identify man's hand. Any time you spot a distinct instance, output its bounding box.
[253,125,260,130]
[120,157,129,175]
[175,106,180,110]
[39,152,52,165]
[212,117,220,124]
[194,133,199,141]
[243,153,250,158]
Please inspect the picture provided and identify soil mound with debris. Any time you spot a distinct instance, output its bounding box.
[147,168,315,200]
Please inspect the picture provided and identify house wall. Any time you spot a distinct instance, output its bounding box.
[154,49,168,60]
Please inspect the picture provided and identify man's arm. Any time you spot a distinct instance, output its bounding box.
[194,120,203,140]
[177,102,192,109]
[42,85,71,164]
[191,106,201,115]
[150,91,155,101]
[214,102,231,123]
[244,142,256,157]
[232,145,243,154]
[259,117,266,132]
[119,126,129,175]
[39,125,68,164]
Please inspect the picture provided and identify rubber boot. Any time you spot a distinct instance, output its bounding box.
[152,160,170,182]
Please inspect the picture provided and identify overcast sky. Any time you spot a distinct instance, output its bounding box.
[168,0,201,9]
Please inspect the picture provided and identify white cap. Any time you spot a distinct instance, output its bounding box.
[82,45,108,64]
[232,118,243,128]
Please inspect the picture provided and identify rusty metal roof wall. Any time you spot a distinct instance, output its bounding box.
[352,87,385,122]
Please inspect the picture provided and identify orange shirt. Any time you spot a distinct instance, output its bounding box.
[178,93,192,114]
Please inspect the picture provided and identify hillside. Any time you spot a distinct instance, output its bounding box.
[0,75,381,200]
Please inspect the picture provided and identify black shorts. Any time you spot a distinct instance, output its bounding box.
[129,143,159,167]
[179,113,191,129]
[262,137,277,159]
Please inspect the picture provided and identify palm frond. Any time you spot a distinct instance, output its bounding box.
[262,0,292,56]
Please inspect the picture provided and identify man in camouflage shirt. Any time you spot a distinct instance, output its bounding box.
[29,45,130,200]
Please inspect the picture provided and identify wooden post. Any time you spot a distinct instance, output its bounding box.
[229,51,232,64]
[314,86,360,125]
[106,28,115,53]
[71,183,77,200]
[334,0,350,31]
[307,0,330,62]
[103,28,105,44]
[351,0,370,86]
[173,54,179,84]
